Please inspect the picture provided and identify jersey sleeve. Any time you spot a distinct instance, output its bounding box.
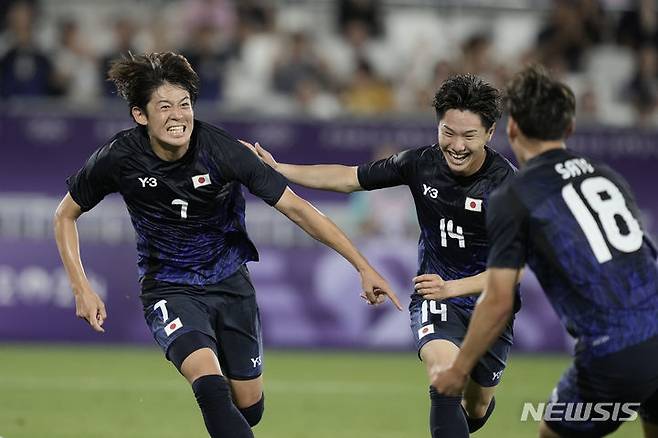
[216,138,288,206]
[357,149,417,190]
[486,183,529,269]
[66,141,120,212]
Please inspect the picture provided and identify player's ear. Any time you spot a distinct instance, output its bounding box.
[487,122,496,141]
[132,106,148,126]
[506,117,518,143]
[564,119,575,139]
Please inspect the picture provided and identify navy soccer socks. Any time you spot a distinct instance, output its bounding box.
[429,386,469,437]
[192,374,254,438]
[239,393,264,427]
[461,396,496,433]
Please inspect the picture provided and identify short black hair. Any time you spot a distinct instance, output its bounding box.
[505,64,575,141]
[432,74,502,130]
[107,52,200,112]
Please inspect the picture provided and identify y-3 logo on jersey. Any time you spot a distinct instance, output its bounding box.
[138,177,158,188]
[423,183,439,199]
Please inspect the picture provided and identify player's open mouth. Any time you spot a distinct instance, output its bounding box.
[167,125,186,137]
[446,150,469,164]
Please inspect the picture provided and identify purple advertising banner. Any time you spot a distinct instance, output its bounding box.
[0,237,569,351]
[1,113,656,352]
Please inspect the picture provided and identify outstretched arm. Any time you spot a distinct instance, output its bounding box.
[413,269,524,300]
[413,271,488,300]
[240,140,362,193]
[274,187,402,310]
[53,193,107,332]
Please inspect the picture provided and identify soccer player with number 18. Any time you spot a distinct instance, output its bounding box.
[434,65,658,438]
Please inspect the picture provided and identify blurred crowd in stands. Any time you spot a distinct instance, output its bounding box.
[2,0,658,127]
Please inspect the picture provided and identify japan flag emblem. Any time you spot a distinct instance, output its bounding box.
[164,317,183,336]
[464,197,483,212]
[418,324,435,339]
[192,174,211,189]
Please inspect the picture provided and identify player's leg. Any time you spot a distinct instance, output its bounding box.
[143,292,254,438]
[641,388,658,438]
[230,377,265,426]
[411,297,469,437]
[540,360,633,438]
[461,380,496,432]
[215,265,266,427]
[421,339,469,438]
[169,332,255,438]
[460,318,512,433]
[643,421,658,438]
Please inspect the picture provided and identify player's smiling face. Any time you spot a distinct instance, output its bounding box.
[132,82,194,159]
[437,109,494,176]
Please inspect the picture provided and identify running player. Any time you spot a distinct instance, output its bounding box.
[434,65,658,437]
[53,52,401,438]
[242,74,519,437]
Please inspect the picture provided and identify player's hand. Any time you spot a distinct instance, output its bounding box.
[413,274,456,300]
[430,363,467,396]
[359,268,403,311]
[239,140,279,170]
[73,287,107,333]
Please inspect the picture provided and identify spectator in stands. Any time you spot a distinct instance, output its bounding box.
[617,0,658,50]
[272,31,332,95]
[535,0,606,72]
[182,0,237,35]
[52,18,100,103]
[337,0,383,39]
[292,77,342,119]
[408,60,456,113]
[99,17,138,97]
[236,0,274,34]
[0,0,60,98]
[341,57,395,114]
[623,45,658,126]
[182,23,235,101]
[455,33,510,89]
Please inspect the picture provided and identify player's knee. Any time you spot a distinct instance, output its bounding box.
[192,374,231,406]
[463,395,492,419]
[461,396,496,433]
[239,393,264,427]
[168,331,218,378]
[429,386,462,406]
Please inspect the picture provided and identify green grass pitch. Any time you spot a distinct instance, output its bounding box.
[0,345,641,437]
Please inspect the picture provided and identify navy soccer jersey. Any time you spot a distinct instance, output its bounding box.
[67,120,288,286]
[487,148,658,358]
[358,145,517,309]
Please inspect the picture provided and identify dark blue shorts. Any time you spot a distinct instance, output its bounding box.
[545,334,658,437]
[409,295,514,387]
[140,265,263,380]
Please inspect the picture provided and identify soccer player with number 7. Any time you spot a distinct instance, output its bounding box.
[53,52,401,438]
[242,74,520,437]
[434,65,658,437]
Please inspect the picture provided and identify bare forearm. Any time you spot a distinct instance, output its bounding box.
[277,163,361,193]
[54,217,88,291]
[54,211,89,294]
[446,271,487,298]
[282,199,370,272]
